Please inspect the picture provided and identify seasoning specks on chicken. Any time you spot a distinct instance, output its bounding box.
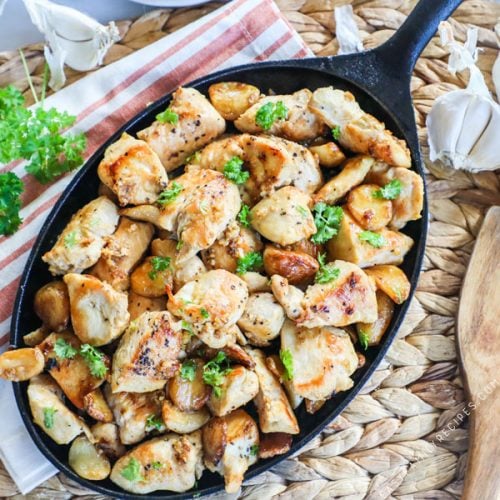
[2,81,422,495]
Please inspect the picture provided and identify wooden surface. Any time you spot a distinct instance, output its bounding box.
[458,207,500,500]
[0,1,499,498]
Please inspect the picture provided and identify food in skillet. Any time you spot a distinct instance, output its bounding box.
[0,83,423,494]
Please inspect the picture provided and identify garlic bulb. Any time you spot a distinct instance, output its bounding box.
[426,22,500,173]
[334,5,363,55]
[23,0,120,90]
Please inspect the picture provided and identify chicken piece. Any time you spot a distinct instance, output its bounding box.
[209,82,261,120]
[122,167,241,263]
[314,155,374,205]
[42,196,119,275]
[28,375,92,445]
[250,186,316,246]
[97,132,168,206]
[162,400,210,434]
[327,209,414,268]
[34,281,70,332]
[91,422,127,461]
[346,184,393,231]
[138,87,226,172]
[201,222,263,273]
[83,388,113,423]
[38,332,107,409]
[110,432,203,494]
[266,355,303,409]
[64,273,129,346]
[239,271,271,293]
[309,87,411,168]
[167,270,248,349]
[0,347,44,381]
[104,384,164,445]
[271,261,378,328]
[207,365,259,416]
[263,245,319,285]
[23,326,50,347]
[199,134,322,198]
[309,141,346,168]
[203,409,259,493]
[369,167,424,229]
[111,311,182,393]
[235,89,324,141]
[237,292,285,346]
[245,347,299,434]
[128,291,166,321]
[91,217,154,291]
[281,320,358,400]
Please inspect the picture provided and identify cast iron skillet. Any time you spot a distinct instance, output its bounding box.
[11,0,461,497]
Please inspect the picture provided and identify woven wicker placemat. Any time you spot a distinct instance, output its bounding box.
[1,1,499,498]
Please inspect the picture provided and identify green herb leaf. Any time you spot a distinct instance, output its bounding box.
[0,172,23,236]
[54,338,78,359]
[238,203,251,228]
[157,181,183,206]
[331,126,341,141]
[311,203,343,244]
[121,458,143,482]
[185,150,200,164]
[358,330,370,350]
[249,444,259,457]
[43,407,57,429]
[236,251,263,275]
[145,414,164,432]
[203,352,232,398]
[156,107,178,124]
[359,230,386,248]
[315,253,341,284]
[148,256,171,280]
[80,344,108,378]
[373,179,403,200]
[223,156,249,185]
[255,101,289,131]
[176,239,183,250]
[181,320,194,336]
[280,349,294,381]
[180,360,197,382]
[200,308,210,319]
[63,230,78,249]
[151,461,163,470]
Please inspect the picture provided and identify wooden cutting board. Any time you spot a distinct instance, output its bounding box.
[457,206,500,500]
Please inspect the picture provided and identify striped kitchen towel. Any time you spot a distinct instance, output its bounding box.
[0,0,311,493]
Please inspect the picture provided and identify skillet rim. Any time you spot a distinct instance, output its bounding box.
[10,57,428,499]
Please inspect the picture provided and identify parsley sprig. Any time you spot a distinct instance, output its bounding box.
[223,156,249,185]
[331,126,341,141]
[359,230,386,248]
[255,101,288,130]
[202,352,232,397]
[157,181,183,206]
[54,338,77,359]
[148,256,171,280]
[236,251,263,275]
[121,457,143,482]
[315,253,340,284]
[43,407,57,429]
[280,349,294,381]
[238,203,251,228]
[373,179,402,200]
[156,107,178,124]
[145,414,164,432]
[180,360,197,381]
[80,344,108,378]
[0,172,23,235]
[358,330,370,350]
[311,203,343,245]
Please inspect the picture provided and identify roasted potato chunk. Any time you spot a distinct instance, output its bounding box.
[309,141,346,168]
[23,326,49,347]
[263,245,319,285]
[0,347,44,381]
[168,359,210,412]
[314,155,374,205]
[162,400,210,434]
[127,291,166,321]
[91,422,126,460]
[69,436,111,481]
[130,256,174,298]
[208,82,260,120]
[346,184,393,231]
[356,290,395,346]
[239,272,271,293]
[33,281,70,332]
[365,265,411,304]
[83,388,113,423]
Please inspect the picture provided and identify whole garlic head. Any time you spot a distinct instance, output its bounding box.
[426,23,500,173]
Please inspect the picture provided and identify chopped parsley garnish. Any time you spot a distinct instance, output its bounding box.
[311,203,343,244]
[180,360,197,382]
[157,181,183,206]
[185,150,200,164]
[223,156,249,185]
[331,126,341,141]
[145,414,164,432]
[200,308,210,319]
[255,101,288,130]
[63,231,78,248]
[43,407,57,429]
[249,444,259,456]
[176,239,184,250]
[181,320,194,336]
[121,458,143,482]
[373,179,403,200]
[358,330,370,350]
[151,461,163,470]
[280,349,294,381]
[296,205,309,218]
[54,338,77,359]
[156,107,178,124]
[0,172,23,236]
[359,230,386,248]
[80,344,108,378]
[203,352,232,398]
[148,256,171,280]
[315,253,341,284]
[236,251,263,275]
[238,203,251,228]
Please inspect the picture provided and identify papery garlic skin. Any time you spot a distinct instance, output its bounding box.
[23,0,120,90]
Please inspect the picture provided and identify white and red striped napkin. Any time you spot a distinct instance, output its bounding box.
[0,0,311,493]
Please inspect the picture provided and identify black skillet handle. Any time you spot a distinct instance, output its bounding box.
[319,0,462,151]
